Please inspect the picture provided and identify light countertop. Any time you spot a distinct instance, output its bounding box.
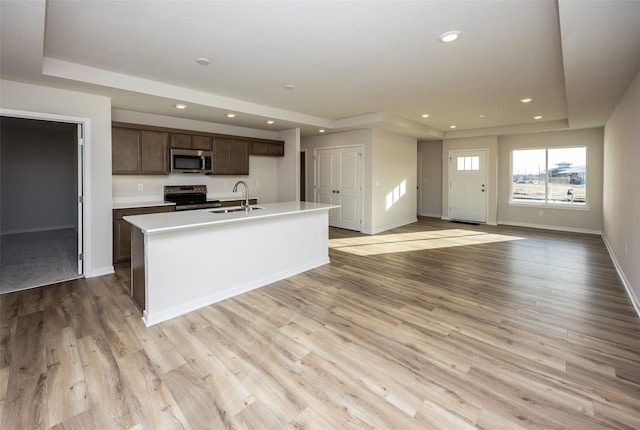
[124,201,337,234]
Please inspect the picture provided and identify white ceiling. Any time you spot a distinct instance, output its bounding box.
[2,0,640,140]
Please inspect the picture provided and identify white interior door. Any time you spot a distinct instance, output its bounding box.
[315,146,362,231]
[449,149,487,223]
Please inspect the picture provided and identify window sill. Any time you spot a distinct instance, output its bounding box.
[508,201,591,211]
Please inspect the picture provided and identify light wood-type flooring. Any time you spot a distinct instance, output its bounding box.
[1,217,639,429]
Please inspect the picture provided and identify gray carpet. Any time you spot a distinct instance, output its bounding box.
[0,229,81,294]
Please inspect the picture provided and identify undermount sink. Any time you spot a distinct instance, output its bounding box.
[210,206,264,214]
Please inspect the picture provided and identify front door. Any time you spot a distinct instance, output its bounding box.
[315,146,362,231]
[448,149,487,223]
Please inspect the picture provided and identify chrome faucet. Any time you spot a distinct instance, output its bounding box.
[232,180,250,210]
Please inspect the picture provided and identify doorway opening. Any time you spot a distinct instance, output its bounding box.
[0,115,84,293]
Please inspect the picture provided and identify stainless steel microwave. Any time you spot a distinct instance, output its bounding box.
[170,148,213,174]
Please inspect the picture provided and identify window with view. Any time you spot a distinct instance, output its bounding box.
[511,147,586,205]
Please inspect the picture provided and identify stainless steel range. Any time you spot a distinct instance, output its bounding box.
[164,185,221,211]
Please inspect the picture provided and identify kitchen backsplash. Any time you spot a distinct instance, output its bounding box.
[112,157,278,204]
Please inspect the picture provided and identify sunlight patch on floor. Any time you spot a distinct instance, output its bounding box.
[329,229,525,256]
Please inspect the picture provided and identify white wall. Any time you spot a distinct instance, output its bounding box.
[276,127,300,202]
[603,69,640,314]
[442,136,499,225]
[498,128,604,233]
[111,109,295,204]
[370,129,417,234]
[1,123,77,234]
[1,79,113,277]
[418,141,443,217]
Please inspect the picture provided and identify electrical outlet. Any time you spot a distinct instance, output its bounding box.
[538,210,543,217]
[624,243,628,255]
[137,183,143,191]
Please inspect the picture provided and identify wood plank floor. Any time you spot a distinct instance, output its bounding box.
[1,217,639,429]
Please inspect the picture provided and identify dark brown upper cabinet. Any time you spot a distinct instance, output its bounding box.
[250,140,285,157]
[112,122,284,176]
[112,126,169,175]
[170,133,213,151]
[212,138,249,175]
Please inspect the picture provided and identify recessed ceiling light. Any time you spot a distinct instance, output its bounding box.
[226,113,236,118]
[174,104,187,109]
[520,98,533,103]
[266,120,275,125]
[533,115,543,120]
[479,114,486,118]
[319,129,326,133]
[449,125,457,129]
[421,114,430,118]
[196,57,210,66]
[284,84,295,90]
[439,31,461,43]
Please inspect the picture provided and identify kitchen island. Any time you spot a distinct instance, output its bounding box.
[124,201,337,326]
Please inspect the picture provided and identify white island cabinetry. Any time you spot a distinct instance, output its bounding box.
[124,201,337,326]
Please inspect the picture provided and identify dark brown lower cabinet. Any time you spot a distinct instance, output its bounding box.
[131,225,146,311]
[113,205,174,265]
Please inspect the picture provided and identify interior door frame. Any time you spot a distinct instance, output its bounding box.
[0,108,89,277]
[417,151,422,216]
[313,144,364,232]
[447,148,489,223]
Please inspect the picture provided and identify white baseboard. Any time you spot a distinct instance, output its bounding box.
[418,212,442,218]
[362,217,418,235]
[85,266,115,278]
[601,234,640,319]
[497,220,601,235]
